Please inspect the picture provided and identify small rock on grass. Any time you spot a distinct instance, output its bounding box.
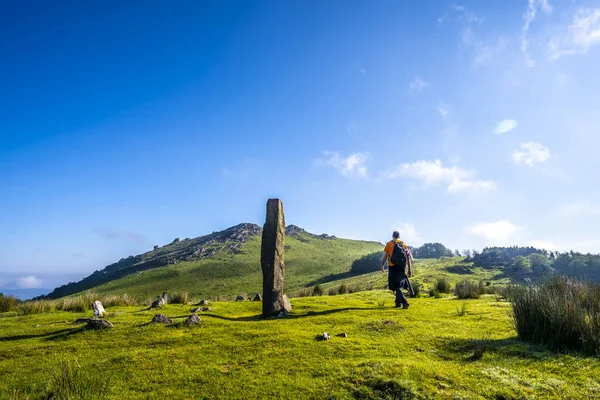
[235,296,245,301]
[184,314,201,325]
[86,318,113,329]
[336,332,348,338]
[322,332,331,341]
[151,314,172,324]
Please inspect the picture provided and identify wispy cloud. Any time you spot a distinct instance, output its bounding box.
[318,151,368,179]
[562,200,600,217]
[437,106,450,118]
[521,0,552,67]
[393,222,423,245]
[529,238,600,253]
[548,8,600,60]
[466,220,523,246]
[91,228,148,243]
[409,77,431,93]
[16,276,43,289]
[381,160,496,195]
[495,119,518,134]
[511,142,551,167]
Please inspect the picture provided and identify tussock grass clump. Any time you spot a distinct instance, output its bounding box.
[311,284,324,296]
[170,292,189,304]
[456,302,468,316]
[327,287,338,296]
[19,300,56,315]
[509,276,600,354]
[435,278,452,294]
[296,288,310,298]
[348,284,360,294]
[455,280,483,299]
[100,294,137,307]
[56,296,89,313]
[337,283,349,295]
[43,359,111,400]
[0,294,19,313]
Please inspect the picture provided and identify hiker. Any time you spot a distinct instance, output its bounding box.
[381,231,414,308]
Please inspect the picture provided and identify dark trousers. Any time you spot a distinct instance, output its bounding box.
[395,289,407,306]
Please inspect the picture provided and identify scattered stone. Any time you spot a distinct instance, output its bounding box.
[151,314,172,324]
[253,293,262,302]
[92,300,105,318]
[184,314,201,325]
[72,318,91,325]
[282,295,292,314]
[190,307,200,313]
[235,296,245,302]
[199,300,209,305]
[150,297,166,309]
[201,307,212,312]
[86,318,113,329]
[322,332,331,341]
[337,332,348,338]
[162,292,168,304]
[260,198,290,317]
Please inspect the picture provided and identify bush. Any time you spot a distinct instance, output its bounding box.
[454,280,482,299]
[170,292,189,304]
[348,284,361,294]
[350,252,382,274]
[0,294,19,313]
[428,288,442,298]
[410,282,422,298]
[328,288,338,296]
[509,276,600,354]
[311,284,324,296]
[296,288,310,298]
[435,278,452,294]
[337,283,349,295]
[43,359,111,400]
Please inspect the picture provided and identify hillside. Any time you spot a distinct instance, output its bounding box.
[1,292,598,399]
[44,224,383,301]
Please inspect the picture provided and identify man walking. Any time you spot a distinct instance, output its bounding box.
[381,231,414,308]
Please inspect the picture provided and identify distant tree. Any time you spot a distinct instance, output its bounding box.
[528,253,550,268]
[351,252,383,274]
[463,249,472,258]
[411,243,453,259]
[153,245,159,251]
[454,249,461,257]
[512,256,531,271]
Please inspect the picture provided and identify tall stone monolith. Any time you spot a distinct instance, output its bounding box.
[260,199,290,317]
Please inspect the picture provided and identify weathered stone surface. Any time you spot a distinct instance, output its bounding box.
[184,314,201,325]
[322,332,331,341]
[73,318,91,325]
[150,297,166,309]
[199,300,209,305]
[86,318,113,329]
[337,332,348,338]
[235,296,245,302]
[92,301,105,318]
[260,198,289,317]
[190,307,200,313]
[162,292,168,304]
[253,293,262,302]
[151,314,172,324]
[282,295,292,313]
[201,307,212,312]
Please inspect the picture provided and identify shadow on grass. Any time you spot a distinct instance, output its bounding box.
[436,336,568,362]
[0,327,87,342]
[201,307,380,322]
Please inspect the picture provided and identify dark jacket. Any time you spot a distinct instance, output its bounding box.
[388,266,414,295]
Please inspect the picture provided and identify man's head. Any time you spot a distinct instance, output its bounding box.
[392,231,400,240]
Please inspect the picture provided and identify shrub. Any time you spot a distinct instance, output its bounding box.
[0,294,19,313]
[297,288,310,298]
[509,276,600,354]
[428,288,441,298]
[435,278,452,294]
[43,359,111,400]
[311,284,324,296]
[410,282,422,298]
[337,283,349,295]
[348,284,360,294]
[170,292,189,304]
[456,302,467,316]
[455,280,482,299]
[328,287,338,296]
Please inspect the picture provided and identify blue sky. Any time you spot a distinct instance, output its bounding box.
[1,0,600,298]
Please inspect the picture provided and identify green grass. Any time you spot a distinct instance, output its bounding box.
[2,291,599,399]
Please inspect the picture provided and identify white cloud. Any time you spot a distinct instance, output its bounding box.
[521,0,553,67]
[319,151,368,179]
[381,160,495,195]
[409,77,431,93]
[548,8,600,59]
[466,220,523,246]
[16,276,43,289]
[393,222,423,245]
[511,142,551,166]
[529,238,600,254]
[494,119,518,134]
[447,179,497,194]
[562,200,600,217]
[437,106,449,118]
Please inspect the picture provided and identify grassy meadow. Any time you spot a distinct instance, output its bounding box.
[2,290,599,399]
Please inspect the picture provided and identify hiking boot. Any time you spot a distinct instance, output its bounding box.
[401,302,410,309]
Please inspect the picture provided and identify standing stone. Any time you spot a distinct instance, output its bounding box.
[260,199,290,317]
[92,301,105,318]
[162,292,168,304]
[253,293,262,302]
[151,314,172,324]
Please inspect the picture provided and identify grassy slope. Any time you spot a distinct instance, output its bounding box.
[85,233,383,301]
[1,292,599,399]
